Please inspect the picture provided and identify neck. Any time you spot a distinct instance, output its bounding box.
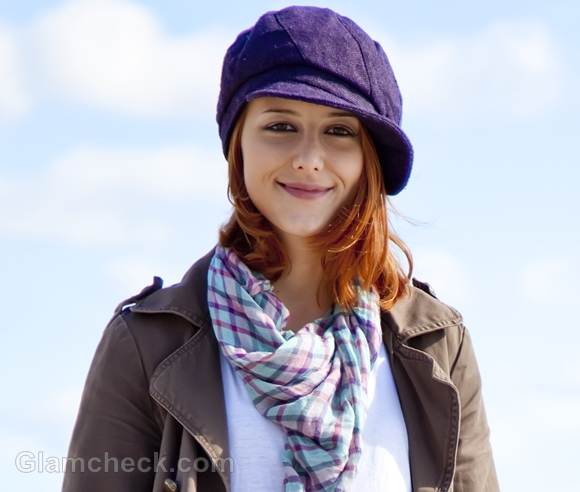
[273,232,330,309]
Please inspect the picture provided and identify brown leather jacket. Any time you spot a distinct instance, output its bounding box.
[62,246,499,492]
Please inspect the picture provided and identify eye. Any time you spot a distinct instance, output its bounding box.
[328,126,356,137]
[265,122,295,132]
[263,122,356,137]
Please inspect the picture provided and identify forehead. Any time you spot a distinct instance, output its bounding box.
[246,96,357,119]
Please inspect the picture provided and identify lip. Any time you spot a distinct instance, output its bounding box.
[277,181,333,200]
[279,182,333,192]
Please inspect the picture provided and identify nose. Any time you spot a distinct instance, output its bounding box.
[291,132,325,172]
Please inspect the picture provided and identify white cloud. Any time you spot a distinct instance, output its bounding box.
[521,257,580,305]
[377,19,563,119]
[0,2,566,122]
[411,249,469,305]
[489,390,580,488]
[0,144,228,246]
[0,23,31,122]
[0,404,79,487]
[20,388,83,427]
[27,0,231,117]
[49,144,228,198]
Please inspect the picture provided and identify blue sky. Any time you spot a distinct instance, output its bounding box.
[1,0,578,489]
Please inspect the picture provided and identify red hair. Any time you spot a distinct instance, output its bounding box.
[217,104,414,312]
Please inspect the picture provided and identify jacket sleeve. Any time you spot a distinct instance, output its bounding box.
[450,324,500,491]
[62,313,161,491]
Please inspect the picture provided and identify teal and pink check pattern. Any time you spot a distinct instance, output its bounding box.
[207,244,383,491]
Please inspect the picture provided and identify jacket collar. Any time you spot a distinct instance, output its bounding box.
[130,245,462,342]
[130,245,462,492]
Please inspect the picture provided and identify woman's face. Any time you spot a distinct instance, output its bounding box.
[240,96,364,241]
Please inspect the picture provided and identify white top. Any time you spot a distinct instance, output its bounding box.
[219,340,412,491]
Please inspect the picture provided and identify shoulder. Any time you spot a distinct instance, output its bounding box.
[387,277,463,337]
[411,277,439,300]
[112,275,165,316]
[107,276,199,387]
[391,277,466,374]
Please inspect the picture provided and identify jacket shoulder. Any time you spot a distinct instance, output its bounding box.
[108,277,199,415]
[389,277,463,338]
[409,276,463,330]
[400,277,466,375]
[113,276,164,316]
[411,277,438,299]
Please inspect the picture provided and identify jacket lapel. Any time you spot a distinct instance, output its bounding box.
[130,247,232,491]
[382,291,462,491]
[130,246,461,492]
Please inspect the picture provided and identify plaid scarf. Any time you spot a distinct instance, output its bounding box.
[207,244,382,491]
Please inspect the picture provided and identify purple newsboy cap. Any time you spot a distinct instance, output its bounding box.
[216,5,413,196]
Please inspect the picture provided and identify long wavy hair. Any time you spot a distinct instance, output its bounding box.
[217,103,414,312]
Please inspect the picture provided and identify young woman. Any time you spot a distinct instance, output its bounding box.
[62,6,499,492]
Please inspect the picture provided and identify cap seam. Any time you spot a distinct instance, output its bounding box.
[336,16,373,105]
[274,13,307,64]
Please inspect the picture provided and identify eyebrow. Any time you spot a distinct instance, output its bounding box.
[261,108,357,118]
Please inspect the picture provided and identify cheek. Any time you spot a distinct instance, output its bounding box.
[242,154,279,205]
[339,153,364,189]
[332,155,363,207]
[243,155,274,194]
[241,138,268,189]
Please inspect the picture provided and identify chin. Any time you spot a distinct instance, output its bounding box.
[275,221,328,238]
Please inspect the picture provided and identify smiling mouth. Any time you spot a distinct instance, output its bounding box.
[277,182,334,200]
